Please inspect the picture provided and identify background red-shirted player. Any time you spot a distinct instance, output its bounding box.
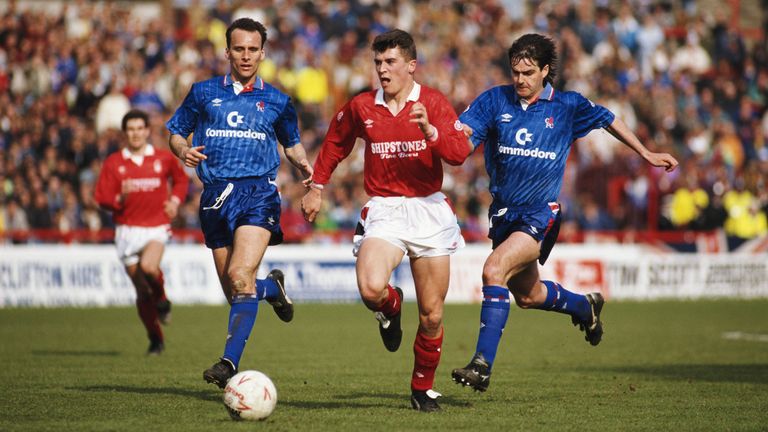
[301,29,473,412]
[95,109,189,355]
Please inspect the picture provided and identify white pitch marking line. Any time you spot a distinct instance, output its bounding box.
[722,332,768,343]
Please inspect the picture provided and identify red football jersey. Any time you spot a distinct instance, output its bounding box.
[312,83,470,197]
[94,145,189,227]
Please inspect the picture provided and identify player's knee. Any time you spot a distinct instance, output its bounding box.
[481,261,507,286]
[359,286,385,309]
[419,310,443,333]
[357,278,386,307]
[139,262,160,279]
[227,266,254,295]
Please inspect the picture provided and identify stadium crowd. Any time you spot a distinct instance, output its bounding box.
[0,0,767,246]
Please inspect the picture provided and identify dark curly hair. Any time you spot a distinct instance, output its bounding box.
[507,33,558,85]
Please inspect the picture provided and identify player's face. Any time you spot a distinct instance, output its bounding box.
[510,57,549,102]
[124,118,149,153]
[226,29,265,85]
[373,47,416,99]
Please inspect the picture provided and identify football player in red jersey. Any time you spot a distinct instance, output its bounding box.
[95,109,189,355]
[302,29,473,412]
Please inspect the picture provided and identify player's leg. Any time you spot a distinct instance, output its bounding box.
[510,222,603,346]
[452,232,534,391]
[125,262,164,355]
[138,240,171,325]
[356,237,405,352]
[526,205,603,345]
[409,254,449,412]
[256,268,293,323]
[521,277,603,346]
[211,246,233,303]
[203,226,270,388]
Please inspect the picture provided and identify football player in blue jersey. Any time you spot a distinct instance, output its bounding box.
[166,17,313,389]
[451,33,678,392]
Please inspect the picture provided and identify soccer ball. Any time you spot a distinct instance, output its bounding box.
[223,370,277,421]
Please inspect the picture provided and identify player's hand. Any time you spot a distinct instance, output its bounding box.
[409,102,435,139]
[299,160,314,182]
[301,188,322,223]
[461,123,473,138]
[181,145,206,168]
[163,198,180,219]
[647,152,679,173]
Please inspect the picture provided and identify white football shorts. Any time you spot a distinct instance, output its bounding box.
[115,224,171,266]
[352,191,465,258]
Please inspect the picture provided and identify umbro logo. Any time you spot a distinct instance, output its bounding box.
[268,216,275,225]
[501,113,513,122]
[364,119,374,128]
[212,98,223,107]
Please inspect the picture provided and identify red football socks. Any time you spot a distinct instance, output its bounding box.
[376,284,401,318]
[136,298,163,341]
[411,328,443,391]
[147,271,167,303]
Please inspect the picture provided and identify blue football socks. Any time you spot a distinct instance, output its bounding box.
[474,285,511,368]
[256,277,279,301]
[222,295,259,369]
[536,280,591,322]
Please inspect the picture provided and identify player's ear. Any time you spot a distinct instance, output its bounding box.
[225,48,231,61]
[408,59,416,74]
[541,64,550,80]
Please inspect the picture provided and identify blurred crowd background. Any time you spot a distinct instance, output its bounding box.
[0,0,767,248]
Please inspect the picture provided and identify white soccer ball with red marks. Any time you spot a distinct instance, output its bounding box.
[223,370,277,421]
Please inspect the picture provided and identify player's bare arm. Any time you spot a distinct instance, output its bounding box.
[169,134,206,168]
[409,102,436,140]
[605,118,678,172]
[284,144,314,182]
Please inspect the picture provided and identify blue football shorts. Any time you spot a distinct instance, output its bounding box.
[487,201,561,265]
[199,176,283,249]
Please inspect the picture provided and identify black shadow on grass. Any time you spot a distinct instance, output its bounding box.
[32,350,121,357]
[279,392,471,410]
[72,385,221,402]
[596,364,768,384]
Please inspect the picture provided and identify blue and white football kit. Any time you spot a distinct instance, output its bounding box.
[167,75,300,372]
[459,83,614,369]
[461,82,614,251]
[167,75,301,248]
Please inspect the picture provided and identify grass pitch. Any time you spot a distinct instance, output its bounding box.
[1,299,767,431]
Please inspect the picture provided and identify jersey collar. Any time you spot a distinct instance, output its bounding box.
[223,74,264,94]
[122,144,155,165]
[374,82,422,106]
[517,82,554,110]
[121,143,155,159]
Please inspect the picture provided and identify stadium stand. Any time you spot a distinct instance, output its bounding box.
[0,0,765,251]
